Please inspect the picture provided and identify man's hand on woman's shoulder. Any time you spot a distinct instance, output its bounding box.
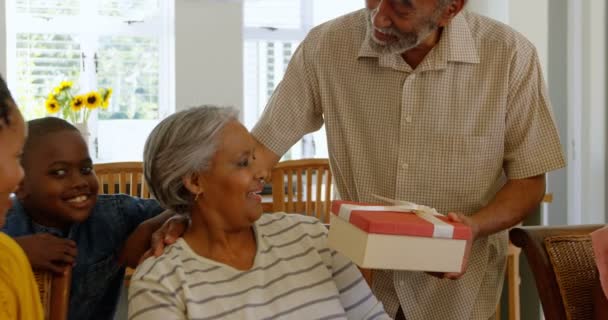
[136,213,190,265]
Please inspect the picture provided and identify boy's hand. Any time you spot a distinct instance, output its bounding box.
[139,215,190,264]
[14,234,77,274]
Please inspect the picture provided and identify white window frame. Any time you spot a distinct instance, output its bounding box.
[243,0,326,160]
[243,0,312,125]
[5,0,174,160]
[7,0,173,117]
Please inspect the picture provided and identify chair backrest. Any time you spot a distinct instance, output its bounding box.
[94,162,151,198]
[34,267,72,320]
[509,225,603,320]
[271,158,333,223]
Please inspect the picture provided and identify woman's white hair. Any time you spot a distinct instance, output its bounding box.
[143,105,238,214]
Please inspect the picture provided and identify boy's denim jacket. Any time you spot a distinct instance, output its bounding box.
[1,194,163,320]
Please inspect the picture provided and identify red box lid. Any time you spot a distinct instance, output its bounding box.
[331,200,472,240]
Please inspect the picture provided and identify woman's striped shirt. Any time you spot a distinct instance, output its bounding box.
[128,213,389,320]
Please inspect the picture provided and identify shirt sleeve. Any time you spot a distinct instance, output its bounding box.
[118,195,165,235]
[330,251,391,320]
[251,36,324,157]
[0,199,32,237]
[0,234,44,320]
[128,278,186,320]
[503,43,566,179]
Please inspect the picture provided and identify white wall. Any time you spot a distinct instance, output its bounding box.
[467,0,508,24]
[175,0,243,114]
[508,0,549,76]
[581,0,606,223]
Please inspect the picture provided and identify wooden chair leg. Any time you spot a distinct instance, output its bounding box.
[507,243,521,320]
[498,242,522,320]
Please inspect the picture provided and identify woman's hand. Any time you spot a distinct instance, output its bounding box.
[15,233,77,274]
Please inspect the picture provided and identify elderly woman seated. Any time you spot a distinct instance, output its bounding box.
[128,106,389,319]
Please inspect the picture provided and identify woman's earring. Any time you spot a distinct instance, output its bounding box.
[194,192,202,201]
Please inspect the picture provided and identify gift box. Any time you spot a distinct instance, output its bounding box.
[327,199,472,273]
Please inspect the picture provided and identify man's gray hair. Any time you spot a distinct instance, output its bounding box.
[143,105,238,214]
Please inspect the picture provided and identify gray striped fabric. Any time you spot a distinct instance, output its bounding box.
[128,213,389,320]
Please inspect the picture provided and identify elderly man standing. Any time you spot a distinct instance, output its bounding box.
[253,0,565,319]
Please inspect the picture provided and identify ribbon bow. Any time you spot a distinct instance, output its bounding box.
[335,195,454,239]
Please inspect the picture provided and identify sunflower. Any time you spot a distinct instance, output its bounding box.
[70,95,85,112]
[59,80,73,90]
[85,91,101,109]
[101,88,113,109]
[45,97,60,114]
[53,81,73,95]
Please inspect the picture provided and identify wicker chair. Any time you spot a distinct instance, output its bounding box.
[509,224,603,320]
[33,268,72,320]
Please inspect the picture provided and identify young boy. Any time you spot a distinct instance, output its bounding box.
[1,117,174,319]
[0,74,44,320]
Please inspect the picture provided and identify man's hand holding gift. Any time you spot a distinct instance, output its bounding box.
[427,212,480,280]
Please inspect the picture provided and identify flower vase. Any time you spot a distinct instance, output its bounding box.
[73,122,90,142]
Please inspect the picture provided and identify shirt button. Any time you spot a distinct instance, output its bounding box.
[399,280,406,287]
[409,74,416,80]
[401,163,409,170]
[405,115,412,123]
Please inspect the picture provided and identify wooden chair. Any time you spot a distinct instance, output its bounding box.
[270,159,376,284]
[94,162,151,198]
[496,193,556,320]
[509,224,604,320]
[270,158,332,223]
[502,243,522,320]
[34,268,72,320]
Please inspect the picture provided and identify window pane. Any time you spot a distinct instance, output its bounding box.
[312,0,363,25]
[96,36,160,120]
[14,33,81,120]
[98,0,160,19]
[244,0,301,29]
[243,40,298,127]
[243,1,361,160]
[243,40,300,159]
[16,0,79,15]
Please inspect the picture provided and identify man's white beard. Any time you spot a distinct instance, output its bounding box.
[367,9,440,55]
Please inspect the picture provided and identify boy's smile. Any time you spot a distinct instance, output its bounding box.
[17,129,99,230]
